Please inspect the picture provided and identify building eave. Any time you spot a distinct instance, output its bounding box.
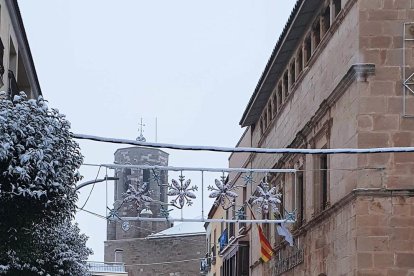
[6,0,42,96]
[239,0,323,127]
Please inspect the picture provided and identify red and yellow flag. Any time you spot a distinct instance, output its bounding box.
[247,203,274,262]
[258,224,273,262]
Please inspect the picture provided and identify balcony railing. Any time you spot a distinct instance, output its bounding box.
[87,261,126,273]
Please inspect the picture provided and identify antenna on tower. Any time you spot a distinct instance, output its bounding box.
[136,118,146,142]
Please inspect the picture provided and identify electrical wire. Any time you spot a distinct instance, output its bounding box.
[78,166,102,210]
[81,163,386,173]
[72,133,414,154]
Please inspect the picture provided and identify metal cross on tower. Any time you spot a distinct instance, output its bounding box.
[136,118,146,142]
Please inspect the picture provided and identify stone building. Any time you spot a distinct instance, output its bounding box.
[206,0,414,275]
[105,146,206,275]
[107,147,170,241]
[204,129,251,276]
[0,0,41,99]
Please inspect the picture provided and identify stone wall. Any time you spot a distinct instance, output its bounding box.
[357,0,414,190]
[105,234,205,276]
[355,194,414,275]
[242,0,414,275]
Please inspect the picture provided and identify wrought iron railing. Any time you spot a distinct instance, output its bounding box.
[87,261,126,272]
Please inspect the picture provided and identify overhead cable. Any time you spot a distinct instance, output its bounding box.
[72,133,414,155]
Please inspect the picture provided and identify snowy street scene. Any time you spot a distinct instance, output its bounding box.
[1,0,414,275]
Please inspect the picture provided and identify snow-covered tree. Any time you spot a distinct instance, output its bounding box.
[0,92,83,229]
[0,221,92,275]
[0,93,91,275]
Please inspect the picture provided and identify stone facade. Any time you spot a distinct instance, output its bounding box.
[219,0,414,275]
[105,234,205,276]
[107,147,170,241]
[105,147,206,275]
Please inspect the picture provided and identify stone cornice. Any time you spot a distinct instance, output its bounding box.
[270,63,375,167]
[295,188,414,236]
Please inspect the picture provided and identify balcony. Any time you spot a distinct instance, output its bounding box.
[200,258,209,275]
[87,261,127,276]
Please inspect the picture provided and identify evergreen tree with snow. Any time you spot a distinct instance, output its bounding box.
[0,92,92,275]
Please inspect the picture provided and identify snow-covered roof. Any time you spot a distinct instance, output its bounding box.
[148,222,205,239]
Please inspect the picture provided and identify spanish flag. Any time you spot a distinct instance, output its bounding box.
[258,224,273,262]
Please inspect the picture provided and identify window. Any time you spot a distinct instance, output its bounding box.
[274,178,285,245]
[267,102,272,123]
[333,0,342,18]
[297,49,303,75]
[283,71,289,98]
[260,118,265,135]
[272,92,278,116]
[229,206,235,238]
[143,169,150,183]
[304,35,312,64]
[262,212,270,241]
[320,155,328,210]
[314,154,329,213]
[290,61,296,87]
[312,20,321,51]
[114,249,124,263]
[296,171,305,226]
[321,5,331,37]
[8,38,18,97]
[277,82,283,108]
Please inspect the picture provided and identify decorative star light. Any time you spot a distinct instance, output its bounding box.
[250,180,281,214]
[167,174,197,209]
[242,172,255,186]
[208,175,238,210]
[106,207,121,221]
[122,182,153,211]
[285,211,296,222]
[235,206,246,220]
[159,206,173,219]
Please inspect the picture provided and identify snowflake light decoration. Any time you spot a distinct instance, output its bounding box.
[208,175,238,210]
[242,172,255,186]
[250,181,281,214]
[122,182,153,211]
[167,174,197,209]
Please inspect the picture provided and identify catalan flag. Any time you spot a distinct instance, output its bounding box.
[247,203,274,262]
[258,224,273,262]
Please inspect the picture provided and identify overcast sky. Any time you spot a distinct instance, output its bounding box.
[19,0,296,261]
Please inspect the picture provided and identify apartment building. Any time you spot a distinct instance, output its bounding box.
[0,0,41,99]
[206,0,414,275]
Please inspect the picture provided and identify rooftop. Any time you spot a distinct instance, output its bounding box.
[239,0,323,127]
[148,221,206,239]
